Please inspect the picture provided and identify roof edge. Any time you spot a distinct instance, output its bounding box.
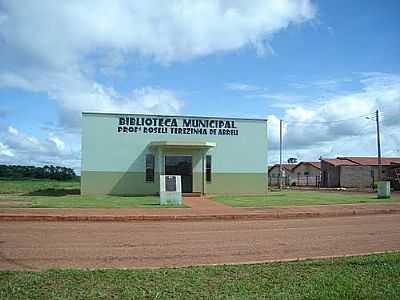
[292,161,321,170]
[321,156,400,166]
[320,158,357,166]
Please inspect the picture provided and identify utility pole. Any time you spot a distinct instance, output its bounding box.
[279,119,283,190]
[376,110,382,181]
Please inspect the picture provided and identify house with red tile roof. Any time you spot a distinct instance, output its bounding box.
[268,163,297,186]
[291,162,321,186]
[268,161,321,187]
[320,156,400,188]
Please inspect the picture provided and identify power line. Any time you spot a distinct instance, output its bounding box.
[276,108,399,152]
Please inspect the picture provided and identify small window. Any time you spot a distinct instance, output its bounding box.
[206,155,212,182]
[304,171,310,176]
[145,154,155,182]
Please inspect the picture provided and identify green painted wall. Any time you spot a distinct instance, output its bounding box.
[81,113,268,195]
[206,173,267,194]
[81,171,267,195]
[81,171,159,195]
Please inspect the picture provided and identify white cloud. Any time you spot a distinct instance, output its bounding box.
[48,134,66,152]
[0,1,315,131]
[8,126,18,135]
[51,77,185,128]
[267,72,400,164]
[226,83,261,92]
[0,70,184,129]
[0,142,14,158]
[285,106,318,122]
[0,73,40,91]
[0,125,79,168]
[289,77,353,91]
[0,0,316,66]
[256,93,307,103]
[0,1,317,169]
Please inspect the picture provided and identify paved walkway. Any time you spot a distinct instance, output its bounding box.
[0,196,399,221]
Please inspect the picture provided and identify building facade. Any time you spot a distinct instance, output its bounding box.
[320,157,400,188]
[291,162,321,186]
[81,112,268,195]
[268,162,320,187]
[386,164,400,190]
[268,164,296,186]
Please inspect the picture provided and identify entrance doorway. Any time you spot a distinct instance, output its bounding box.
[165,155,193,193]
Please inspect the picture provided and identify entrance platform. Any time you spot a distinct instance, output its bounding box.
[0,197,400,222]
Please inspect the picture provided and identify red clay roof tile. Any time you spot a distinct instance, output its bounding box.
[322,157,400,166]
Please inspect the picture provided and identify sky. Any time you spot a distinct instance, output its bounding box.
[0,0,400,172]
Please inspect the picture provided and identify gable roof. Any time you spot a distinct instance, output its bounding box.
[321,157,400,167]
[268,163,297,173]
[322,158,359,166]
[341,157,400,166]
[292,161,321,171]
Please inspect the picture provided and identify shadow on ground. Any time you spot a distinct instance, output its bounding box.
[24,188,81,197]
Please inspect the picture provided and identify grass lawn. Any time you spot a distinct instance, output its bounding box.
[212,190,400,207]
[0,194,179,208]
[0,179,184,208]
[0,179,80,194]
[1,253,399,299]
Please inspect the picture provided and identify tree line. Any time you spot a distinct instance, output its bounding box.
[0,165,77,180]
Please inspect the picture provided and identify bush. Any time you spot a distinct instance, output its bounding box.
[0,164,76,180]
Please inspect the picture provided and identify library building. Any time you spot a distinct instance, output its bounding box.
[81,112,268,195]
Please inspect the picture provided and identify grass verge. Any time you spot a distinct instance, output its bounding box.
[212,190,400,207]
[0,180,184,208]
[0,194,184,208]
[0,179,80,194]
[1,253,399,299]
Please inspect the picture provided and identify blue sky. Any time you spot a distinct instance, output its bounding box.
[0,0,400,171]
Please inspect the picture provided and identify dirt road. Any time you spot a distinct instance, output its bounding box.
[1,214,399,271]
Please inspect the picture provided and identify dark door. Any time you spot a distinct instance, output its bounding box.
[322,171,328,187]
[165,156,193,193]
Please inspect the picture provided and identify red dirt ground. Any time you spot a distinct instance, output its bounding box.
[0,214,399,271]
